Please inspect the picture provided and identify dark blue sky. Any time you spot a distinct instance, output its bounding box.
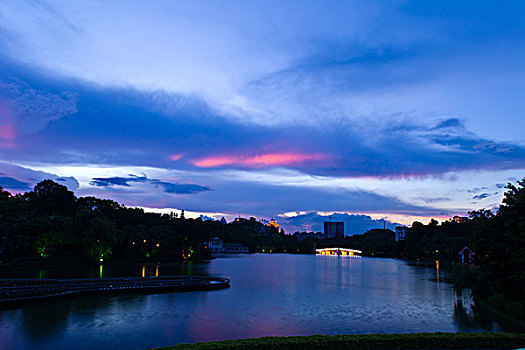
[0,1,524,232]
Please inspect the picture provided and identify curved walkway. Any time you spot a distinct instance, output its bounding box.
[0,276,230,308]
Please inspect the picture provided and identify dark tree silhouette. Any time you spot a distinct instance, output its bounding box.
[24,180,77,216]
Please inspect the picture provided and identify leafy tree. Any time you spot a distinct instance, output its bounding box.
[24,180,77,216]
[469,179,525,317]
[0,186,11,216]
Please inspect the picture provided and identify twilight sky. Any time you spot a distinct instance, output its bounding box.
[0,1,524,233]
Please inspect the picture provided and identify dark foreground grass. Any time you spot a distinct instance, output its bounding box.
[155,332,525,350]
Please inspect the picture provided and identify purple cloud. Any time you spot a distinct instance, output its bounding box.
[0,162,79,193]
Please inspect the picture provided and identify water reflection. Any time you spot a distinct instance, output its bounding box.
[0,255,506,350]
[19,305,69,344]
[0,260,207,279]
[453,291,503,332]
[436,260,440,283]
[16,295,157,347]
[454,292,478,330]
[38,269,47,280]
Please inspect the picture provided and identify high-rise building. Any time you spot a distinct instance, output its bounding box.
[323,221,344,239]
[395,226,407,241]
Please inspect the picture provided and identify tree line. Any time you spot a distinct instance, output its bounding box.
[1,178,523,320]
[0,180,300,264]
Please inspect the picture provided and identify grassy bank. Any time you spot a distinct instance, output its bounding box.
[155,332,525,350]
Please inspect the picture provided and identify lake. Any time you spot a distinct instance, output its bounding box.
[0,254,502,350]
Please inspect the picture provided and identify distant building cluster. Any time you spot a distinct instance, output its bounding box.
[292,220,345,241]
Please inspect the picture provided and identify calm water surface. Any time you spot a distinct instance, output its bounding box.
[0,254,501,350]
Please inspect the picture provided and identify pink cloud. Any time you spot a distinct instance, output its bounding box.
[169,154,183,161]
[193,152,327,168]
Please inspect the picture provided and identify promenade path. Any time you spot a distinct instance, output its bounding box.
[0,276,230,307]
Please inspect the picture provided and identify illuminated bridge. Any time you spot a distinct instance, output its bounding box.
[315,248,362,256]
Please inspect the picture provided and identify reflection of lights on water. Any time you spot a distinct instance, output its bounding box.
[436,260,440,283]
[156,265,159,277]
[142,265,146,278]
[315,248,362,256]
[99,264,103,279]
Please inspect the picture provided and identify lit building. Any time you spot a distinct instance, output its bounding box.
[207,238,224,252]
[206,238,249,253]
[267,217,279,230]
[324,221,344,239]
[395,226,407,241]
[223,243,249,253]
[459,246,474,265]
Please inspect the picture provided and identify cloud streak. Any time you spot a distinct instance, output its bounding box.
[90,175,147,187]
[0,162,79,193]
[0,176,31,191]
[193,152,327,168]
[90,174,211,195]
